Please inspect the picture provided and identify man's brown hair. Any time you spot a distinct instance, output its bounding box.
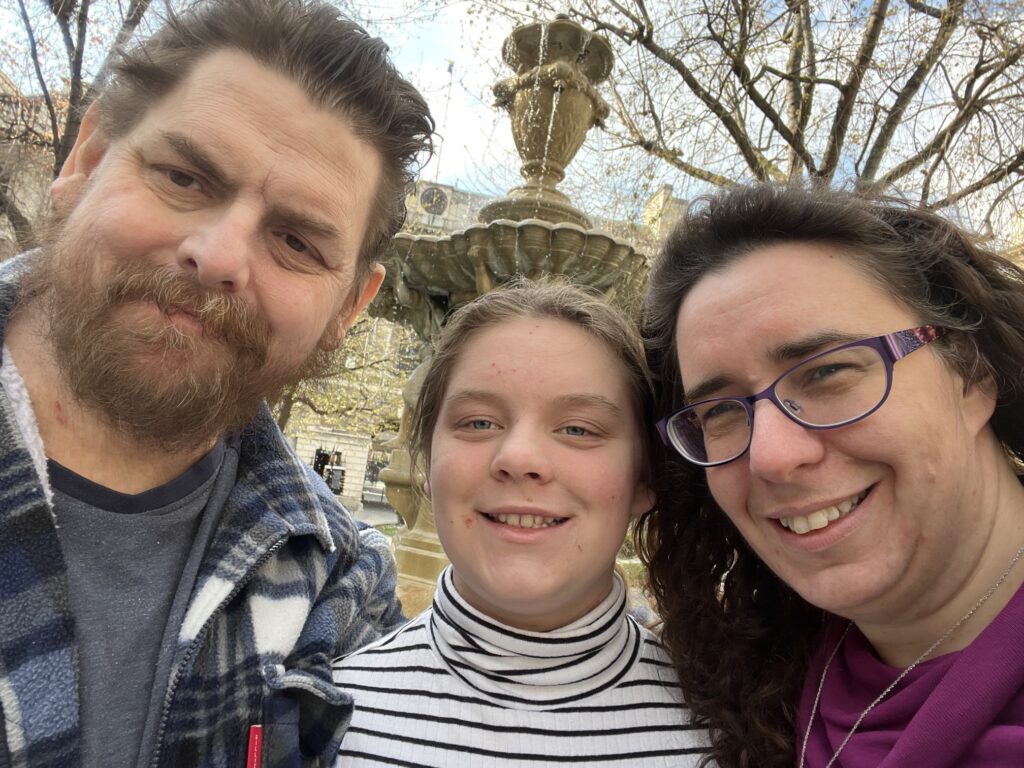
[95,0,434,282]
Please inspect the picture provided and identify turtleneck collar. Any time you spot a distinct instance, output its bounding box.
[429,566,642,709]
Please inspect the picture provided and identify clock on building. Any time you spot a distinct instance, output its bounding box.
[419,186,449,215]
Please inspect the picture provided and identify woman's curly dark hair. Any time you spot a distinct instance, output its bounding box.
[637,183,1024,768]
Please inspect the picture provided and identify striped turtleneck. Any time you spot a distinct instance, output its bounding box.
[332,567,711,767]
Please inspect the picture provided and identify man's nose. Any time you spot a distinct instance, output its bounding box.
[746,399,826,483]
[177,206,256,292]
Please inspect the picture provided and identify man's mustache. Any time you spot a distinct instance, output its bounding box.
[103,265,271,364]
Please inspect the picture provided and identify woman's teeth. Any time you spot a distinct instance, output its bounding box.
[779,492,866,535]
[487,513,565,529]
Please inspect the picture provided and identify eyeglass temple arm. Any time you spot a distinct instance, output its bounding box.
[884,325,945,361]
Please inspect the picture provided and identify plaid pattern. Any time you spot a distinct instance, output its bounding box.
[0,255,405,767]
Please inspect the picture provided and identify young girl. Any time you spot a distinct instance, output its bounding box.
[332,279,711,766]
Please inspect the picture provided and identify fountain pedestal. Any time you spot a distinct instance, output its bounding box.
[375,16,646,616]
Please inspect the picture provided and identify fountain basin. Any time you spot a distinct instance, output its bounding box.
[383,218,646,314]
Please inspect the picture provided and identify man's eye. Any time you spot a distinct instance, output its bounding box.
[166,169,200,189]
[283,233,307,253]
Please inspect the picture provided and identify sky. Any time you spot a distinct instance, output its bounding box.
[349,0,671,221]
[351,0,542,197]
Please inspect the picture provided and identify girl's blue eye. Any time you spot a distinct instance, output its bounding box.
[468,419,494,430]
[562,425,589,437]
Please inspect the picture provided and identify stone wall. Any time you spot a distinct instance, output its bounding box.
[289,426,373,512]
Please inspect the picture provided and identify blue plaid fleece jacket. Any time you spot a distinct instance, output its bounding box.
[0,256,406,767]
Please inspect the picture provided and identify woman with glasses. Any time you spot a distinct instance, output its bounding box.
[640,184,1024,768]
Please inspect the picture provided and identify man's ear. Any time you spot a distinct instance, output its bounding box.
[321,263,386,351]
[50,103,110,213]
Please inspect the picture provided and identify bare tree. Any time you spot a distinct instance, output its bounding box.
[467,0,1024,239]
[272,316,422,435]
[1,0,154,252]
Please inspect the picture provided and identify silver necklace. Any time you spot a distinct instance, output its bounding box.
[798,541,1024,768]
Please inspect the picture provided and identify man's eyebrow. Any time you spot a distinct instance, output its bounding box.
[683,330,865,404]
[267,203,344,245]
[160,132,233,191]
[161,131,344,246]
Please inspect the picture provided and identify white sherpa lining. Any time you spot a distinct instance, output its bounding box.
[0,344,52,505]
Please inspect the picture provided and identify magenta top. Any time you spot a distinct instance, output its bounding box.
[796,582,1024,767]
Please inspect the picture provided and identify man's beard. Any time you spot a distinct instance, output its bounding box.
[28,231,337,452]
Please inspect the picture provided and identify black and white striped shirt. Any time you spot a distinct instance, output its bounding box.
[332,568,712,766]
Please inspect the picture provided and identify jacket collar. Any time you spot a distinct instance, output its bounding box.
[234,406,341,554]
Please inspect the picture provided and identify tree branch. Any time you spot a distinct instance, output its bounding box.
[85,0,152,107]
[819,0,891,180]
[861,0,965,181]
[0,176,36,251]
[927,146,1024,210]
[784,1,804,178]
[16,0,61,157]
[876,40,1024,187]
[704,2,813,176]
[980,175,1023,239]
[629,28,778,180]
[291,396,382,419]
[905,0,944,19]
[759,66,842,90]
[610,84,738,187]
[55,0,92,172]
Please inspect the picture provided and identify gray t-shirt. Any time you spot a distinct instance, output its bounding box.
[51,439,237,768]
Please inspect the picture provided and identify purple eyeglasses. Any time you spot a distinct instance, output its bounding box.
[657,325,947,467]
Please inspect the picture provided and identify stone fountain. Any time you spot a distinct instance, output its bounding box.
[373,15,648,614]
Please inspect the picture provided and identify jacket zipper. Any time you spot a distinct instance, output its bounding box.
[148,535,288,768]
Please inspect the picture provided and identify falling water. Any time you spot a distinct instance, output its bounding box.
[524,23,551,155]
[578,28,593,72]
[538,87,562,217]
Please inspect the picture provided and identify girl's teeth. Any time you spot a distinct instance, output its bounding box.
[492,513,561,529]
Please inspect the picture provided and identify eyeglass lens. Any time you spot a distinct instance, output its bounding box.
[669,343,889,464]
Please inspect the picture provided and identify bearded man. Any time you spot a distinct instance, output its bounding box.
[0,0,433,766]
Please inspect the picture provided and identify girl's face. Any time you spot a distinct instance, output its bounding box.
[428,316,654,631]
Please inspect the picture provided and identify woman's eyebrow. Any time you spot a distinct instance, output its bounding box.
[768,330,863,364]
[684,375,733,405]
[683,331,864,404]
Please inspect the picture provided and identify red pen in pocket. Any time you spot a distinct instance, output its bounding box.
[246,724,263,768]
